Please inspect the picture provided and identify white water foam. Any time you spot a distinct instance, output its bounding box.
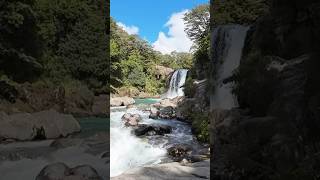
[110,109,166,177]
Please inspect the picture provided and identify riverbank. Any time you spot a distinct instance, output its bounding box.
[0,116,109,179]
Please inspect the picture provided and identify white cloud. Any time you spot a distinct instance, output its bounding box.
[153,10,193,54]
[117,22,139,35]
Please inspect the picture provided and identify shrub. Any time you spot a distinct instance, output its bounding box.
[184,77,196,98]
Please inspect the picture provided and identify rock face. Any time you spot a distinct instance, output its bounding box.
[91,94,109,117]
[112,160,210,180]
[110,96,135,107]
[0,82,108,117]
[0,110,80,141]
[134,124,171,136]
[154,65,174,80]
[210,0,320,179]
[159,106,176,119]
[121,113,141,126]
[36,163,103,180]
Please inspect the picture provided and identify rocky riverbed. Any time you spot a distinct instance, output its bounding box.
[0,115,109,180]
[110,98,210,179]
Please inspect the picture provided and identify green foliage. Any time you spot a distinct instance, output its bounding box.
[159,51,193,70]
[191,111,209,143]
[182,4,211,81]
[0,0,108,94]
[0,0,43,82]
[211,0,269,26]
[184,4,210,44]
[110,18,175,95]
[35,0,108,93]
[192,35,210,80]
[184,77,196,98]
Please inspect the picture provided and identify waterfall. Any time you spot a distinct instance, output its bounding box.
[210,25,249,110]
[164,69,188,99]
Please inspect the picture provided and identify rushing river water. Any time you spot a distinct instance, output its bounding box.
[110,100,203,177]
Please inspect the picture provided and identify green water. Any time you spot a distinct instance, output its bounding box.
[76,117,109,138]
[134,98,161,105]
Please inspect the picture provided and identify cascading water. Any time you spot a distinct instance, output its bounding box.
[164,69,188,99]
[110,106,202,177]
[110,108,166,177]
[210,25,249,110]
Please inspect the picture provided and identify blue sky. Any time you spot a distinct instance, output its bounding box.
[111,0,208,54]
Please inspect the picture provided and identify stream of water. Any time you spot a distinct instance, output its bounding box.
[110,103,202,177]
[210,25,249,110]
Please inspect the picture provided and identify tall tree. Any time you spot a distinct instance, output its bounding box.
[183,4,210,44]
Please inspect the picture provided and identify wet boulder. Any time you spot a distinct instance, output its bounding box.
[36,162,103,180]
[0,110,81,141]
[167,144,193,162]
[149,107,160,119]
[121,113,141,126]
[159,106,176,119]
[134,124,171,136]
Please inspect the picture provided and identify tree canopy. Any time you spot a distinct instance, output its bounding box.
[110,17,194,95]
[211,0,269,26]
[0,0,108,94]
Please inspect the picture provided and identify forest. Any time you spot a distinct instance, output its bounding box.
[0,0,108,95]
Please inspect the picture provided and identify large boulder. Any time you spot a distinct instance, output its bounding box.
[36,162,103,180]
[112,160,210,180]
[33,110,81,139]
[159,106,176,119]
[158,98,177,108]
[110,96,135,107]
[91,94,109,117]
[122,113,141,126]
[0,112,35,141]
[134,124,171,136]
[148,107,160,119]
[154,65,174,80]
[0,110,80,141]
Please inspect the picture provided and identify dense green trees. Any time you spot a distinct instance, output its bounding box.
[0,0,42,82]
[184,4,210,44]
[110,17,194,95]
[0,0,108,94]
[183,4,210,80]
[36,0,108,93]
[110,18,162,95]
[158,51,193,70]
[211,0,269,26]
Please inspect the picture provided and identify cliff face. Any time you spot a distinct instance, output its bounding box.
[211,0,320,179]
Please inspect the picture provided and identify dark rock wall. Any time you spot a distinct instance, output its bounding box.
[211,0,320,179]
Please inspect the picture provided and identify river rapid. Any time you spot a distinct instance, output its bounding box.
[110,99,205,177]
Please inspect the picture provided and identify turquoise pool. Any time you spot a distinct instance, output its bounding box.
[134,98,161,105]
[76,117,109,137]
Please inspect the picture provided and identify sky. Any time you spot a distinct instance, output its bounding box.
[111,0,209,54]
